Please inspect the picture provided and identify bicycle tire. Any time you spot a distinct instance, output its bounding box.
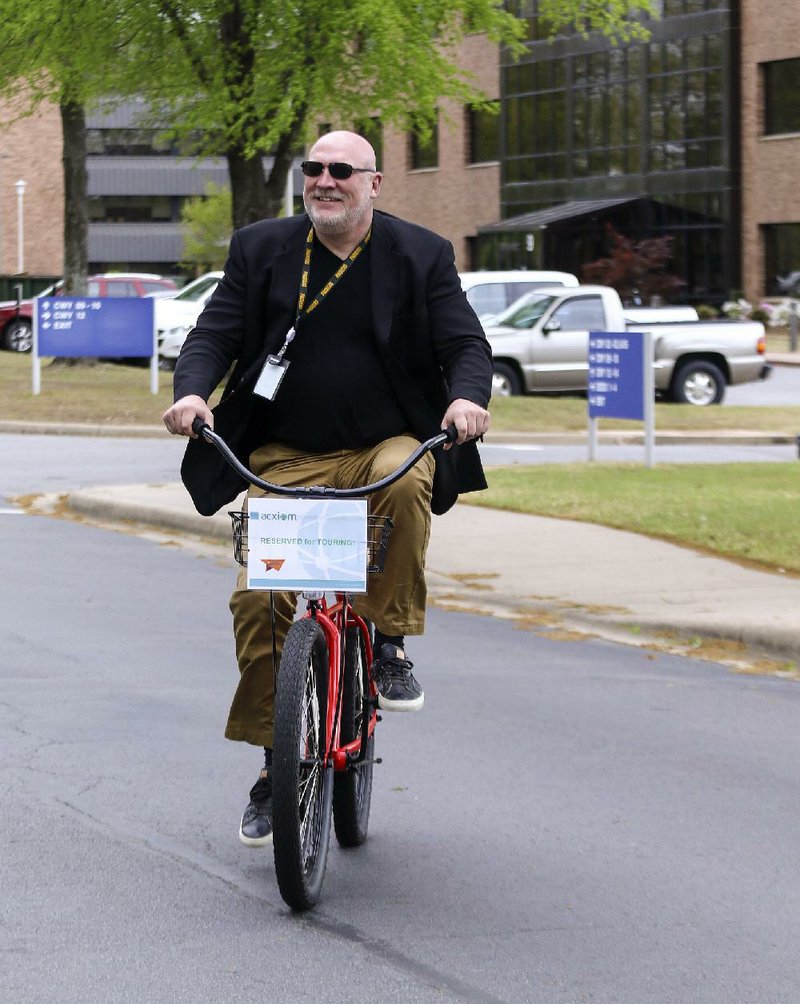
[333,625,374,847]
[272,618,333,911]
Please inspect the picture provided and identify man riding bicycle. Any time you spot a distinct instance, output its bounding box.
[163,130,492,848]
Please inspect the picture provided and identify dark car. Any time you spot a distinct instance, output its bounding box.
[0,273,178,352]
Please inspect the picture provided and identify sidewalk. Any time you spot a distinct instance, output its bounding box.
[63,480,800,669]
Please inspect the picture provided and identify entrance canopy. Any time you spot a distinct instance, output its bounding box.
[477,197,640,234]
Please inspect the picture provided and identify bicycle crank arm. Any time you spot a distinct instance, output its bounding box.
[347,757,382,769]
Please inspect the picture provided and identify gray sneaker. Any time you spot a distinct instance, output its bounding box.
[239,771,273,847]
[372,644,424,712]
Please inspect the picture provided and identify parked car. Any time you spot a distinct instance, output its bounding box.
[624,305,699,323]
[485,284,771,404]
[0,273,178,352]
[156,272,223,368]
[157,269,580,368]
[459,270,579,322]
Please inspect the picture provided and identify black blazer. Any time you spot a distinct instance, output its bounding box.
[176,210,493,516]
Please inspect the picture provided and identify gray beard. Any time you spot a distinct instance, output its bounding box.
[305,197,369,235]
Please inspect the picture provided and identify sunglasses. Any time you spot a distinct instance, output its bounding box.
[301,161,377,180]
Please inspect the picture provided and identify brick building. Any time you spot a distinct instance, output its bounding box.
[740,0,800,301]
[0,98,63,287]
[1,10,798,301]
[373,33,501,271]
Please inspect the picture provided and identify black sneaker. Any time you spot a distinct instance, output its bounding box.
[239,770,273,847]
[372,644,424,712]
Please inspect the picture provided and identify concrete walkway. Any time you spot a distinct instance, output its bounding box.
[61,478,800,671]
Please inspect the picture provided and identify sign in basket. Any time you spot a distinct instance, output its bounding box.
[247,497,369,592]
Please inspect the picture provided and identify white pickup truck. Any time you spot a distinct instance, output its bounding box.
[484,285,772,405]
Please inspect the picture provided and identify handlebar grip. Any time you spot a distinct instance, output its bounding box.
[191,417,211,438]
[444,424,459,444]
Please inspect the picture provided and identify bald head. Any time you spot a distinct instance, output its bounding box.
[309,130,377,171]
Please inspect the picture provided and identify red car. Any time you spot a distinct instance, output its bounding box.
[0,273,178,352]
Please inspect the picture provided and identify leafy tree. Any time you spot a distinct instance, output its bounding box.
[581,223,685,305]
[179,183,233,273]
[537,0,653,42]
[0,1,146,292]
[124,0,525,228]
[0,0,656,278]
[132,0,655,227]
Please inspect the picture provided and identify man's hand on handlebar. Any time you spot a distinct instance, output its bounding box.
[162,395,214,438]
[441,398,491,450]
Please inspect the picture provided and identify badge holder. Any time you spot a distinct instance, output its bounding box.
[253,327,295,401]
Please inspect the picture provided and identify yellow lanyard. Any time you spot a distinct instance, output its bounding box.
[268,227,372,367]
[297,226,372,320]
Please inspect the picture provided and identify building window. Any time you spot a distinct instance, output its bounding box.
[409,119,439,170]
[88,195,178,222]
[647,35,724,173]
[466,103,500,164]
[763,59,800,136]
[356,117,383,169]
[763,223,800,295]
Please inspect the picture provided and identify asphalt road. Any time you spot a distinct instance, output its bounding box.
[3,503,800,1002]
[723,362,799,405]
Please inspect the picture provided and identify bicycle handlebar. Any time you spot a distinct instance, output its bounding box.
[190,419,459,499]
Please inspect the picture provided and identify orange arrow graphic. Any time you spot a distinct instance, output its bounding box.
[261,558,286,571]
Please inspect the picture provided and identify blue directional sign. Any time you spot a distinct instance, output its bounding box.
[588,331,645,421]
[36,297,154,357]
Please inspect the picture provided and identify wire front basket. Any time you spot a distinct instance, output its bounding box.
[228,510,394,574]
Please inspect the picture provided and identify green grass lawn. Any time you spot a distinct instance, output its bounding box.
[468,462,800,575]
[488,395,800,434]
[3,351,800,432]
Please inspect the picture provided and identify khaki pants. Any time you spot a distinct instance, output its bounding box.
[225,435,435,747]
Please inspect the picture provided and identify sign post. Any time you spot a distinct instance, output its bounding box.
[33,296,157,394]
[587,330,655,467]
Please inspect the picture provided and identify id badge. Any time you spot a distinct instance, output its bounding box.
[253,357,290,401]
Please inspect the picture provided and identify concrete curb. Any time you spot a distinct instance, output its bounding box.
[61,486,800,670]
[2,419,797,447]
[65,489,233,543]
[0,420,166,438]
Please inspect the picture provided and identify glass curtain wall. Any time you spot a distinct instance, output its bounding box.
[494,0,739,301]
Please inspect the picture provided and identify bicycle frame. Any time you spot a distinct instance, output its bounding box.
[305,596,376,771]
[191,418,460,910]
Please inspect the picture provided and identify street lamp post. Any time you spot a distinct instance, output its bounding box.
[15,179,26,274]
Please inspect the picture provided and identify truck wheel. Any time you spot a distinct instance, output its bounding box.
[671,360,726,406]
[4,318,32,353]
[492,362,522,397]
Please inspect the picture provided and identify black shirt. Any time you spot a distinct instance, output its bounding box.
[263,237,410,452]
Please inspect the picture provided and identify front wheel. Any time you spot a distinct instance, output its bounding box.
[670,360,726,405]
[333,625,374,848]
[4,318,32,353]
[272,618,333,911]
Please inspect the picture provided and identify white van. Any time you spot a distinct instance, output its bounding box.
[459,270,579,321]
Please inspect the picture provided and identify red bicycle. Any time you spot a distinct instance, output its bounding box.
[192,420,456,911]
